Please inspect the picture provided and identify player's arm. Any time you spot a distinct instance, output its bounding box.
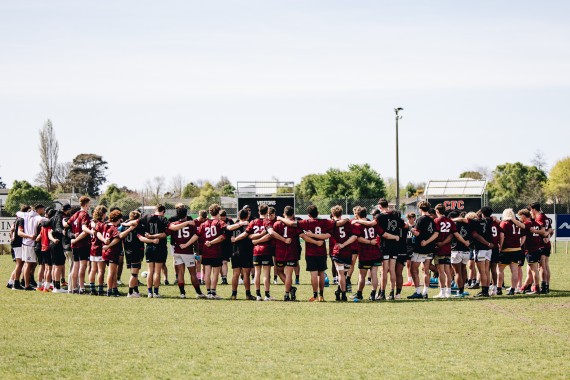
[17,228,34,240]
[267,228,291,245]
[520,235,526,247]
[453,232,470,247]
[300,233,323,246]
[436,234,453,247]
[232,231,249,243]
[48,229,60,244]
[303,231,331,240]
[227,221,248,231]
[249,229,267,240]
[530,226,548,237]
[138,235,158,245]
[82,222,93,235]
[146,232,167,239]
[336,235,358,249]
[277,216,298,227]
[180,234,199,249]
[335,218,350,226]
[357,237,376,245]
[97,231,107,244]
[420,231,439,246]
[499,232,505,250]
[119,225,137,239]
[102,236,121,251]
[452,217,469,224]
[382,232,399,241]
[252,234,273,245]
[355,219,377,227]
[168,220,195,231]
[472,231,493,249]
[72,231,89,245]
[205,234,225,247]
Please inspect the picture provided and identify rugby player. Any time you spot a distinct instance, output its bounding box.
[101,210,123,296]
[433,204,456,298]
[408,201,438,299]
[88,205,107,296]
[7,205,29,290]
[64,196,92,294]
[228,209,256,300]
[518,209,548,294]
[530,202,553,293]
[449,211,472,297]
[499,208,526,295]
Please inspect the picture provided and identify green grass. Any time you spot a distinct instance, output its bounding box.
[1,245,570,379]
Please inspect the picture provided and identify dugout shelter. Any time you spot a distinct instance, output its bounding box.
[424,179,487,213]
[237,181,295,219]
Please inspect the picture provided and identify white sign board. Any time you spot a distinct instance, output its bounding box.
[0,217,14,245]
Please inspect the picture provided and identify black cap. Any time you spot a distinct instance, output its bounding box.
[242,205,251,210]
[62,204,72,211]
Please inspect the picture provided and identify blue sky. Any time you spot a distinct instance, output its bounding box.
[1,1,569,192]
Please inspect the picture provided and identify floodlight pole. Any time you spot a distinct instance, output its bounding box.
[394,108,403,211]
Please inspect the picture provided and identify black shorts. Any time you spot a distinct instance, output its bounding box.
[276,260,298,268]
[306,255,327,272]
[526,250,541,264]
[231,253,253,269]
[145,245,167,263]
[41,250,53,266]
[36,248,45,265]
[491,248,500,263]
[73,246,90,262]
[201,257,223,267]
[382,253,398,260]
[435,255,451,265]
[50,244,66,266]
[499,251,512,265]
[513,250,525,266]
[105,252,120,264]
[221,247,233,262]
[332,256,352,266]
[253,255,273,267]
[396,254,411,265]
[358,260,382,270]
[125,250,144,269]
[540,247,551,257]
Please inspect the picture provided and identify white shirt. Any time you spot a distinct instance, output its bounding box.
[16,210,46,247]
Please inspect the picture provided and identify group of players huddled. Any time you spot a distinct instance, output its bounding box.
[6,195,554,302]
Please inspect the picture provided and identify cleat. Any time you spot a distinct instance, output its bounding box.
[295,279,300,285]
[211,294,222,300]
[127,292,141,298]
[454,293,465,298]
[117,280,123,286]
[90,290,98,296]
[221,278,228,285]
[376,293,386,301]
[496,288,503,296]
[264,296,275,301]
[196,293,207,299]
[284,295,291,302]
[24,286,35,291]
[179,294,186,299]
[422,293,429,299]
[403,281,413,287]
[324,275,330,287]
[365,280,371,286]
[335,289,341,301]
[433,292,444,299]
[36,286,45,292]
[152,293,162,298]
[245,295,257,301]
[395,294,401,300]
[230,295,237,300]
[352,294,362,302]
[341,293,348,302]
[147,293,153,298]
[309,297,318,302]
[318,296,325,302]
[474,292,490,298]
[291,286,297,301]
[52,288,66,294]
[6,283,13,289]
[238,278,244,285]
[333,277,338,285]
[256,295,263,301]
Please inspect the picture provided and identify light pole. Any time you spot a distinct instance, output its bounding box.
[394,107,403,211]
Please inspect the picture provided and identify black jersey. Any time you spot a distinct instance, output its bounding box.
[413,215,436,254]
[233,224,253,256]
[11,217,24,248]
[376,211,404,254]
[139,214,169,248]
[452,221,471,252]
[221,218,235,254]
[122,223,145,255]
[470,218,493,251]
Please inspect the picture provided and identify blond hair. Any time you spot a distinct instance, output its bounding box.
[502,208,515,220]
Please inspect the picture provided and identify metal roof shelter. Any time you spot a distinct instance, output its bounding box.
[424,179,487,197]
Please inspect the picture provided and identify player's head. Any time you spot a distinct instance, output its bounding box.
[259,204,269,216]
[109,210,122,223]
[352,206,359,216]
[502,208,515,221]
[129,210,141,221]
[34,204,46,215]
[372,209,381,218]
[406,212,416,224]
[46,208,56,219]
[155,204,166,215]
[448,210,460,218]
[418,201,430,212]
[175,203,185,209]
[377,198,389,209]
[20,204,31,213]
[330,205,343,219]
[529,202,541,212]
[93,205,108,221]
[219,209,227,220]
[459,211,466,217]
[435,203,446,216]
[79,196,90,208]
[465,211,478,220]
[69,206,81,217]
[110,207,121,213]
[284,206,295,218]
[517,209,531,221]
[209,203,221,217]
[307,205,319,218]
[176,206,188,220]
[199,210,208,219]
[62,204,72,215]
[480,206,493,218]
[239,209,249,221]
[357,207,368,218]
[428,209,436,219]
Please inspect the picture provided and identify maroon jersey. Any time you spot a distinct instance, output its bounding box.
[272,220,301,262]
[102,223,121,261]
[354,222,384,261]
[194,219,207,253]
[40,224,51,252]
[198,219,227,258]
[500,220,522,250]
[90,221,105,257]
[535,213,552,249]
[434,216,456,256]
[330,222,357,259]
[68,210,91,249]
[246,218,273,256]
[172,221,197,254]
[350,217,359,254]
[490,220,502,246]
[523,220,542,253]
[298,218,335,257]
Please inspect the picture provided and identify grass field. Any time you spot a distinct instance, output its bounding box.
[1,245,569,379]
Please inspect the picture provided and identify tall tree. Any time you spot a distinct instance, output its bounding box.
[144,176,165,204]
[54,162,72,192]
[5,180,53,214]
[531,150,548,172]
[67,154,108,196]
[181,182,200,198]
[190,182,220,211]
[488,162,547,204]
[169,174,186,198]
[459,171,484,180]
[36,119,59,192]
[545,157,570,207]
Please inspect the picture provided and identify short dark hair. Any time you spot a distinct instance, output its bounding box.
[46,209,56,218]
[109,210,122,223]
[418,201,430,212]
[358,207,368,218]
[199,210,208,219]
[259,204,269,215]
[435,204,446,215]
[79,196,90,206]
[176,207,188,219]
[34,204,45,211]
[448,210,460,218]
[209,204,221,216]
[480,206,493,217]
[110,207,121,213]
[20,205,31,212]
[268,207,276,215]
[219,209,227,217]
[156,204,166,213]
[530,202,541,211]
[372,209,381,217]
[378,198,389,208]
[239,209,249,220]
[284,206,294,217]
[307,205,318,218]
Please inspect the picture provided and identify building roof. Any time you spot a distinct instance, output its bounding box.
[424,179,487,197]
